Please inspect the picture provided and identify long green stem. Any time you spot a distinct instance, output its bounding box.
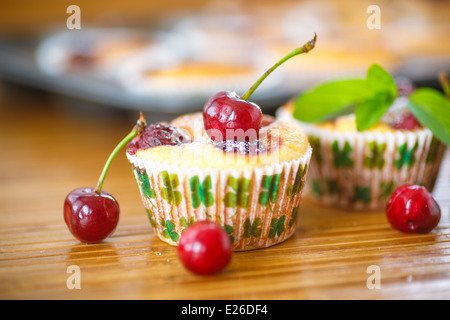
[94,130,138,194]
[94,113,147,194]
[240,33,317,101]
[439,71,449,99]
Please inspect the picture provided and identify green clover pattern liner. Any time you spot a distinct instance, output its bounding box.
[279,110,446,210]
[127,146,312,251]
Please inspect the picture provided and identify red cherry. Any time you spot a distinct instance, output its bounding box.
[386,185,441,234]
[64,113,147,244]
[390,113,422,130]
[126,123,189,155]
[202,34,317,143]
[203,91,262,142]
[64,188,120,243]
[178,221,232,275]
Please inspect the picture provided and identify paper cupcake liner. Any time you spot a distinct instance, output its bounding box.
[127,146,311,251]
[298,123,445,211]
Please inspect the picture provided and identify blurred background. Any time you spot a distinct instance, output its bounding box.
[0,0,449,121]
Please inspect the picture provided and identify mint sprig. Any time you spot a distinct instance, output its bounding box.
[408,88,450,145]
[355,64,397,131]
[293,64,450,146]
[293,79,372,123]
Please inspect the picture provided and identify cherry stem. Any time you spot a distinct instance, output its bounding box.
[438,71,449,99]
[240,33,317,101]
[94,113,147,194]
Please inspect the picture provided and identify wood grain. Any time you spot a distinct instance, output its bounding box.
[0,91,449,300]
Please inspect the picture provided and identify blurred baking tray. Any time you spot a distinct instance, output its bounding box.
[0,35,295,114]
[0,34,449,114]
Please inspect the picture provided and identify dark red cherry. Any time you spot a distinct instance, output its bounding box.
[64,188,120,243]
[203,91,262,142]
[127,123,189,155]
[386,185,441,234]
[202,34,317,143]
[178,221,232,275]
[390,112,422,130]
[64,113,147,243]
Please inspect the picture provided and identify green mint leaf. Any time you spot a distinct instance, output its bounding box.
[293,64,398,131]
[355,64,397,131]
[407,88,450,146]
[355,91,394,131]
[366,64,397,98]
[293,79,373,123]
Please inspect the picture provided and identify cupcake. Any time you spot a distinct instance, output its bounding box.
[277,65,449,211]
[126,112,311,251]
[125,34,318,250]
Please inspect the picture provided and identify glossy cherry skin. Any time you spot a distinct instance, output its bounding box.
[386,185,441,234]
[203,91,263,142]
[178,221,232,275]
[64,188,120,243]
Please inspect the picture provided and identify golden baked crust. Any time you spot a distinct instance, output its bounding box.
[135,112,309,169]
[280,101,394,133]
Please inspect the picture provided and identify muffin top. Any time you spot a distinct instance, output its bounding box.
[280,96,423,133]
[128,112,309,169]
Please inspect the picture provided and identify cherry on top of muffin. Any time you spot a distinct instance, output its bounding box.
[126,123,190,155]
[127,34,317,156]
[293,65,450,145]
[202,33,317,144]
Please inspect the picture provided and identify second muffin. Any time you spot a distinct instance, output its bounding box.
[278,98,446,211]
[127,113,311,251]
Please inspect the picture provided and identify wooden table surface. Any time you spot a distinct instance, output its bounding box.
[1,87,449,300]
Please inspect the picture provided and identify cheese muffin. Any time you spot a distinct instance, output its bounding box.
[277,97,446,211]
[127,113,311,251]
